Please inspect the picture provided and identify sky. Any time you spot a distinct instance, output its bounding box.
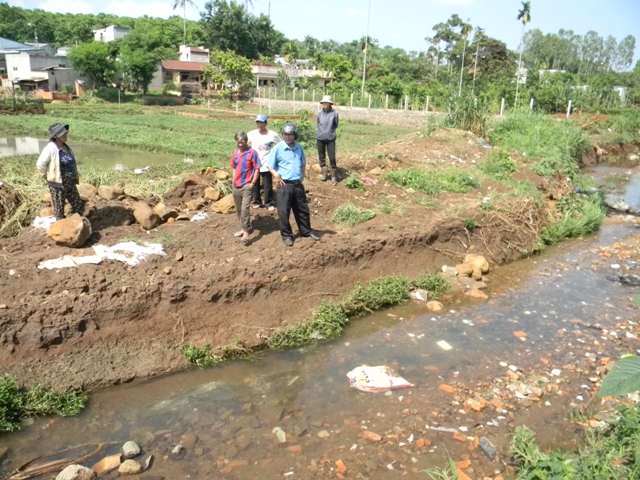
[9,0,640,68]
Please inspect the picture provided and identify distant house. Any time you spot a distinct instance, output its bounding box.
[93,25,130,43]
[251,63,333,88]
[149,45,210,91]
[179,45,209,63]
[0,37,51,78]
[2,51,93,92]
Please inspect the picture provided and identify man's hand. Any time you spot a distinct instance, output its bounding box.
[274,175,284,188]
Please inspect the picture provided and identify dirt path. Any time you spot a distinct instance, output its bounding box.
[0,130,546,390]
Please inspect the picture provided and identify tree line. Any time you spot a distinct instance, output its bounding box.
[1,0,639,111]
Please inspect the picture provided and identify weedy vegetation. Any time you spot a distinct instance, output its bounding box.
[332,203,377,227]
[0,374,87,432]
[384,168,480,195]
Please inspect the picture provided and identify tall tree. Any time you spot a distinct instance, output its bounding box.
[515,1,532,107]
[200,0,282,59]
[614,35,636,72]
[119,23,175,94]
[457,20,472,95]
[471,27,485,95]
[68,41,116,87]
[172,0,196,45]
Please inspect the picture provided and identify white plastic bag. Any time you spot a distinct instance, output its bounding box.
[346,365,414,392]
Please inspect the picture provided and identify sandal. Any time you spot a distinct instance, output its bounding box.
[234,230,243,237]
[241,234,250,242]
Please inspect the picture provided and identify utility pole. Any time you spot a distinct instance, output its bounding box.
[360,0,371,101]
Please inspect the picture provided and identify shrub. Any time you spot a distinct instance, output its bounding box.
[488,112,591,179]
[444,93,490,137]
[344,175,365,191]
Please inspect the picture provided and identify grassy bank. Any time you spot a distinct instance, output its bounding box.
[0,374,87,432]
[181,272,449,366]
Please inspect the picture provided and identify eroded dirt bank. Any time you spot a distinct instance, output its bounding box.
[0,131,549,390]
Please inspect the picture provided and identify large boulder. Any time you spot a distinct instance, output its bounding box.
[210,194,235,214]
[153,203,178,222]
[56,465,96,480]
[185,198,205,211]
[464,254,490,280]
[76,183,97,201]
[91,454,121,477]
[97,185,118,200]
[204,187,221,202]
[133,203,161,230]
[215,170,230,180]
[47,214,92,247]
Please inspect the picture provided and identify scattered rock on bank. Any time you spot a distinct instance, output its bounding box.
[211,194,235,214]
[133,203,161,230]
[56,465,95,480]
[47,214,92,247]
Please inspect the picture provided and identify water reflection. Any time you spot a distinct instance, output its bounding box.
[0,137,185,170]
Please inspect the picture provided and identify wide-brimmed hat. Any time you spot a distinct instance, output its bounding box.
[255,114,268,122]
[320,95,333,105]
[48,123,69,139]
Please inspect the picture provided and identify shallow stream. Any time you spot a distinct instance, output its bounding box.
[1,166,640,479]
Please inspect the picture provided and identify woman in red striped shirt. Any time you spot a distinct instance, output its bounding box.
[230,132,261,243]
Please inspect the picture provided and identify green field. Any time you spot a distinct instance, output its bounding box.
[0,104,414,163]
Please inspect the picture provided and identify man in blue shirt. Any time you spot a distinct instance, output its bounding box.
[266,123,321,247]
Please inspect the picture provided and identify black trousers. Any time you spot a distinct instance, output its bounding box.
[276,182,312,239]
[317,139,337,170]
[252,171,274,206]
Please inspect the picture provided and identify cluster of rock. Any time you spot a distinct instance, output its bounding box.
[55,441,150,479]
[41,169,237,248]
[410,254,491,309]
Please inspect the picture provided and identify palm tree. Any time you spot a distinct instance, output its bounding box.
[244,0,254,9]
[515,1,532,107]
[172,0,196,46]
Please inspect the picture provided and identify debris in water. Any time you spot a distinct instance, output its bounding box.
[347,365,414,392]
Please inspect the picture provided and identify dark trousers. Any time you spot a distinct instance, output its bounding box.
[252,171,274,206]
[49,182,84,220]
[276,182,312,239]
[317,139,337,170]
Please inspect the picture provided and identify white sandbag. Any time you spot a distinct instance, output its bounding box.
[346,365,414,392]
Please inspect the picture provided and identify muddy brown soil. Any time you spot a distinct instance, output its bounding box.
[0,130,549,390]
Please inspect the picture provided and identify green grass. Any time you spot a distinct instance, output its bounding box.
[332,203,377,227]
[410,272,449,300]
[384,167,481,195]
[445,93,490,137]
[0,374,87,432]
[510,403,640,480]
[344,276,410,314]
[539,193,606,247]
[180,340,251,367]
[267,302,349,350]
[0,103,414,159]
[488,112,591,179]
[478,149,517,180]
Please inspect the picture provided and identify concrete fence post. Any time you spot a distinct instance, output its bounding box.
[566,100,572,118]
[500,98,505,117]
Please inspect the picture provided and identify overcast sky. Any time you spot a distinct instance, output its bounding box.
[9,0,640,67]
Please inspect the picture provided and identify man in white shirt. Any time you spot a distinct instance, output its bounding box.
[247,114,281,210]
